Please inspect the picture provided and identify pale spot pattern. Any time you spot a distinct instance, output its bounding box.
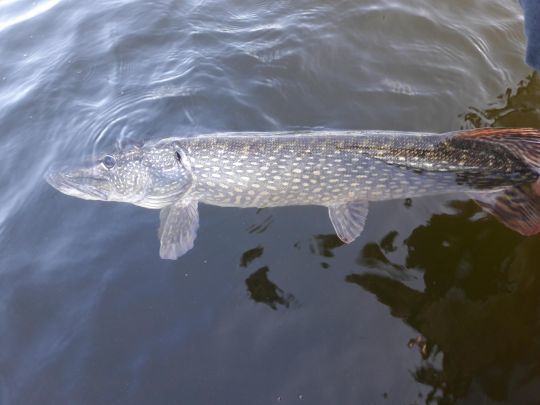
[161,130,528,209]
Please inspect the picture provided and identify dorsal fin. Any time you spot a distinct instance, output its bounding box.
[456,128,540,169]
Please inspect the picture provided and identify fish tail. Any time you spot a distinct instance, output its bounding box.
[469,184,540,236]
[455,127,540,171]
[457,128,540,235]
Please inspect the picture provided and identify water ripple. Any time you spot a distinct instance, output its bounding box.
[0,0,537,402]
[0,0,62,33]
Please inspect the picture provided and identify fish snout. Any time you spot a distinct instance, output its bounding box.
[46,164,110,201]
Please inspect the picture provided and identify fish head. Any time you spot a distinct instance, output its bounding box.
[46,142,193,209]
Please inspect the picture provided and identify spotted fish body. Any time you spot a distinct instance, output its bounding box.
[47,128,540,259]
[172,131,536,207]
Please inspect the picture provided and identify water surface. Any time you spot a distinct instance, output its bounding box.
[0,0,539,404]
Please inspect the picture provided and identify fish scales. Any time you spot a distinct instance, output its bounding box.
[46,128,540,259]
[170,131,534,207]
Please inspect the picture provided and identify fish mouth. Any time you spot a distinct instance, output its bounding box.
[46,164,110,201]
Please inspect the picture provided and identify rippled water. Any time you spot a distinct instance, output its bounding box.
[0,0,538,403]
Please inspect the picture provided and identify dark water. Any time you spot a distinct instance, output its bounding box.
[1,0,539,404]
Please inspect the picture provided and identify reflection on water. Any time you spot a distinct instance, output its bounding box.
[239,245,264,267]
[462,71,540,128]
[237,198,540,401]
[311,234,343,269]
[359,231,405,272]
[311,234,343,259]
[344,72,540,403]
[245,266,295,310]
[247,212,274,234]
[233,68,540,403]
[240,240,296,310]
[0,0,537,403]
[350,201,540,403]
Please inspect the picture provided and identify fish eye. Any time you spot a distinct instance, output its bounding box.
[175,150,182,162]
[102,155,116,169]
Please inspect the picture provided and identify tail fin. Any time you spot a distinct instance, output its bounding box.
[469,184,540,236]
[458,128,540,235]
[456,128,540,169]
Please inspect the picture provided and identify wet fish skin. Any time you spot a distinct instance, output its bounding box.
[46,128,540,259]
[173,131,536,208]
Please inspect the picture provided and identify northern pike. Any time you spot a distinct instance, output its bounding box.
[46,128,540,259]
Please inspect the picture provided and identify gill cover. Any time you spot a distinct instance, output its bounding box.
[156,145,200,259]
[127,144,194,209]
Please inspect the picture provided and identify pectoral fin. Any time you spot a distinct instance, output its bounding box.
[469,184,540,235]
[158,200,199,259]
[328,201,369,243]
